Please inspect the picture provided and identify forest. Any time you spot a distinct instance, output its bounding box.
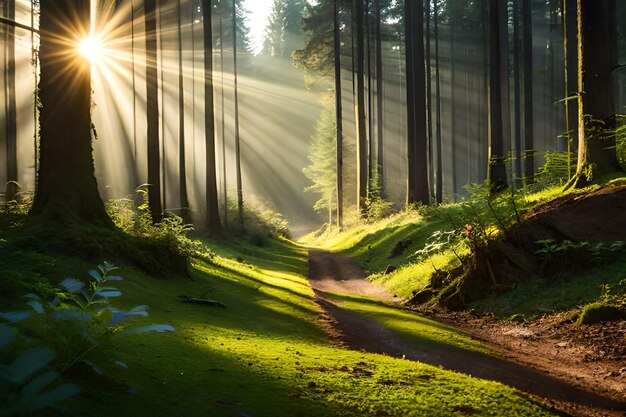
[0,0,625,416]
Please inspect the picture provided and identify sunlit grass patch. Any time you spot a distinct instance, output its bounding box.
[324,292,487,355]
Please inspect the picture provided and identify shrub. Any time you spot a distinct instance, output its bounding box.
[1,262,175,367]
[224,195,290,242]
[106,188,215,262]
[577,302,624,325]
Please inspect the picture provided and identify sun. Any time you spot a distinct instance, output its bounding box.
[79,35,106,63]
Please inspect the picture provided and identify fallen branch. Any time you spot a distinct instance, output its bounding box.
[178,295,226,308]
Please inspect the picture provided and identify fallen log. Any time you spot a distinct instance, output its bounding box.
[179,295,226,308]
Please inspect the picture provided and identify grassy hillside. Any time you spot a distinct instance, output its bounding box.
[306,182,626,321]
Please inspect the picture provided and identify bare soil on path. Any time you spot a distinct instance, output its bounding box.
[307,249,626,417]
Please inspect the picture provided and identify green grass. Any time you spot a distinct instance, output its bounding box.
[1,236,558,416]
[324,292,487,354]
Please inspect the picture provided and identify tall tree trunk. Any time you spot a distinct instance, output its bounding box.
[144,0,162,222]
[203,0,221,232]
[354,0,368,216]
[425,0,434,198]
[131,0,138,161]
[563,0,578,176]
[220,0,228,227]
[513,0,522,186]
[405,0,429,205]
[434,0,443,203]
[569,0,621,187]
[5,0,17,201]
[366,0,374,189]
[334,0,344,229]
[375,0,384,191]
[177,0,189,220]
[233,0,244,229]
[450,5,457,199]
[30,0,111,226]
[488,0,508,191]
[522,0,534,182]
[158,1,167,209]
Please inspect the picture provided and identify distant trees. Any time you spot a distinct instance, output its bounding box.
[30,0,111,225]
[263,0,305,57]
[303,97,337,225]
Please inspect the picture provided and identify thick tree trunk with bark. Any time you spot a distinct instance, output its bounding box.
[563,0,578,174]
[570,0,622,187]
[145,0,162,222]
[405,0,429,205]
[30,0,111,226]
[203,0,222,233]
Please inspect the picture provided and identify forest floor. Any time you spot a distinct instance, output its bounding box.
[307,249,626,417]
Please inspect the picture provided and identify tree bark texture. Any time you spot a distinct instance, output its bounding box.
[488,0,509,191]
[203,0,222,233]
[145,0,162,222]
[334,0,344,228]
[31,0,111,226]
[573,0,621,186]
[354,0,368,216]
[405,0,429,205]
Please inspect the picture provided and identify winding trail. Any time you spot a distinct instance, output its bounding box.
[307,249,626,417]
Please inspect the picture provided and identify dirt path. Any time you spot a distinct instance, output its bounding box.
[307,249,626,417]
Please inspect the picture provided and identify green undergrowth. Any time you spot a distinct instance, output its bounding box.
[1,235,556,416]
[303,185,565,300]
[306,180,626,320]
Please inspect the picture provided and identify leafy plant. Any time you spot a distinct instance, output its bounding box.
[535,239,625,269]
[0,324,79,417]
[0,262,175,381]
[413,229,466,272]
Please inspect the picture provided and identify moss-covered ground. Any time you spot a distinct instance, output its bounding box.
[1,234,557,416]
